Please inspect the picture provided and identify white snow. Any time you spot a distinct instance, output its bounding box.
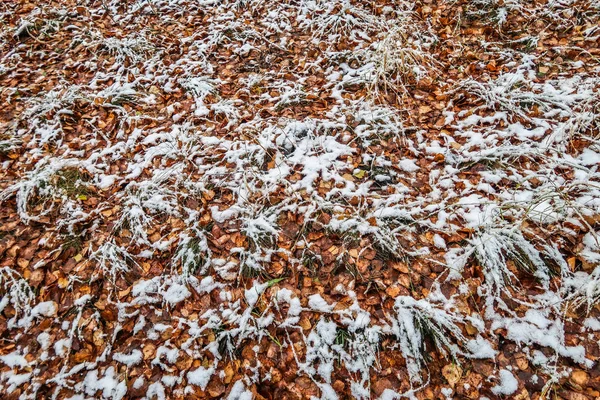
[308,294,335,313]
[187,366,214,390]
[399,159,419,172]
[163,282,191,305]
[31,301,57,318]
[113,349,142,367]
[491,369,518,396]
[0,351,28,368]
[227,380,253,400]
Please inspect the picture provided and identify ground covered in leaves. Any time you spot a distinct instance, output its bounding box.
[1,0,600,399]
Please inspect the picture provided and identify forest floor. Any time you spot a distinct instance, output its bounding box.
[1,0,600,399]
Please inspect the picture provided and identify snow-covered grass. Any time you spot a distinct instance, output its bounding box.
[298,0,379,43]
[91,240,135,284]
[360,17,438,96]
[390,295,468,383]
[172,232,212,279]
[0,267,35,329]
[466,227,551,294]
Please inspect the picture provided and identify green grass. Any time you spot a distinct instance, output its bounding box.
[178,237,206,276]
[61,233,84,253]
[53,168,90,199]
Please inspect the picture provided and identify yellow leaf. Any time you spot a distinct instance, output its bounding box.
[73,253,83,262]
[353,169,366,179]
[442,364,462,387]
[77,194,88,201]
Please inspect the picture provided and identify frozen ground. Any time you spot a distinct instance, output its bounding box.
[0,0,599,399]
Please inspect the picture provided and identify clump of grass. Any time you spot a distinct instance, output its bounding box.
[0,160,91,223]
[53,168,90,199]
[300,0,379,41]
[334,327,351,366]
[240,262,263,279]
[172,233,212,279]
[468,227,551,294]
[465,0,530,27]
[179,76,219,116]
[272,82,309,112]
[390,296,471,383]
[0,267,35,328]
[362,24,438,96]
[301,249,324,277]
[13,7,63,41]
[98,33,155,64]
[456,60,595,126]
[0,135,21,156]
[562,234,600,314]
[91,240,135,284]
[95,82,138,106]
[335,327,351,348]
[61,233,84,253]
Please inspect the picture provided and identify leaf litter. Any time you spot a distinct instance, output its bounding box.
[0,0,599,399]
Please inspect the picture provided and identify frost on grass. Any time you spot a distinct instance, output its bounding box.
[0,268,35,329]
[389,289,494,384]
[359,14,438,96]
[461,227,551,295]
